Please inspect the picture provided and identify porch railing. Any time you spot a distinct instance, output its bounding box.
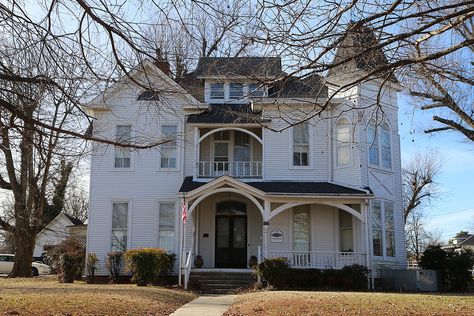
[266,251,366,269]
[196,161,262,178]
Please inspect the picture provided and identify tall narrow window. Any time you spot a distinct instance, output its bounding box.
[368,123,391,169]
[372,200,396,258]
[114,125,131,168]
[160,125,177,168]
[380,123,392,168]
[159,202,175,252]
[371,201,383,257]
[293,122,309,166]
[293,205,310,252]
[336,118,351,166]
[368,124,379,166]
[339,210,353,252]
[229,83,243,99]
[210,83,224,99]
[111,202,128,252]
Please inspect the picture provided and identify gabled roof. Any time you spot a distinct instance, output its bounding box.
[460,234,474,246]
[179,176,371,196]
[193,57,284,78]
[63,213,84,226]
[327,23,398,83]
[268,74,328,98]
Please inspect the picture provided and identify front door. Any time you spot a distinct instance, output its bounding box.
[215,201,247,268]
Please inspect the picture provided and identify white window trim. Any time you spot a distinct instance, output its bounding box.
[334,117,353,168]
[336,209,356,252]
[206,82,268,103]
[371,200,396,260]
[158,123,180,171]
[289,122,313,169]
[368,122,393,172]
[109,200,132,252]
[157,200,178,253]
[112,124,134,172]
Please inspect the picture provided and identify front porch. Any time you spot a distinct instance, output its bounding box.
[178,176,372,288]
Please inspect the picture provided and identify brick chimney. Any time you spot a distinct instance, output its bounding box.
[154,48,171,76]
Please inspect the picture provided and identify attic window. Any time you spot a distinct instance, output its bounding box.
[137,90,160,101]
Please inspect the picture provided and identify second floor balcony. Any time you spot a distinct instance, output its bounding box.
[195,127,263,180]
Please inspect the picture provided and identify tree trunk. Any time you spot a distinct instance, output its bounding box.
[9,231,35,277]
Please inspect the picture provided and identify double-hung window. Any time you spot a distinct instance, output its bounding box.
[111,202,128,252]
[339,210,353,252]
[336,118,351,166]
[292,122,309,166]
[229,83,243,100]
[158,202,175,252]
[293,205,311,252]
[160,125,178,169]
[368,123,391,169]
[210,83,224,100]
[248,83,265,97]
[371,200,395,258]
[114,125,132,168]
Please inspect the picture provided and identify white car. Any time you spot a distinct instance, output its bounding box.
[0,254,51,276]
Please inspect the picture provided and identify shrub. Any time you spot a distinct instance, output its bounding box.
[419,245,474,292]
[106,252,124,283]
[255,257,289,288]
[340,264,369,290]
[47,237,85,283]
[86,253,99,283]
[125,248,170,286]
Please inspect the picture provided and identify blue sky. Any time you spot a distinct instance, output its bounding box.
[398,94,474,242]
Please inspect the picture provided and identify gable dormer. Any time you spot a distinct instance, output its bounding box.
[192,57,283,104]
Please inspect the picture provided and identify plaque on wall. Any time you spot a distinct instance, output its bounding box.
[270,228,283,243]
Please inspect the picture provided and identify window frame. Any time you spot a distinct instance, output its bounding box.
[338,209,354,252]
[371,200,396,259]
[290,122,312,168]
[110,201,131,252]
[157,201,177,253]
[335,117,352,167]
[210,82,225,100]
[113,124,133,170]
[292,205,311,252]
[368,122,392,171]
[248,83,266,98]
[229,83,244,100]
[159,124,179,171]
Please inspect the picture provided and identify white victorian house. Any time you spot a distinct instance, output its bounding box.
[85,28,406,289]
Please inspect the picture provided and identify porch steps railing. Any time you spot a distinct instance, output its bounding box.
[196,161,262,178]
[266,251,366,269]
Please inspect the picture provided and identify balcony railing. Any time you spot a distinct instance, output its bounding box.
[196,161,262,178]
[266,251,366,269]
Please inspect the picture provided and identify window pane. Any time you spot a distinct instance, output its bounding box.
[368,125,379,165]
[340,229,353,252]
[161,147,176,168]
[162,125,177,146]
[210,83,224,99]
[159,203,175,252]
[249,83,264,97]
[293,206,310,252]
[229,83,243,99]
[293,123,309,144]
[384,202,394,230]
[116,125,131,143]
[372,230,383,256]
[371,201,382,230]
[339,210,352,228]
[214,143,229,157]
[115,125,131,168]
[381,125,391,168]
[112,203,128,228]
[385,231,395,257]
[337,119,351,166]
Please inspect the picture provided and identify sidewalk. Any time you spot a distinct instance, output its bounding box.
[170,294,237,316]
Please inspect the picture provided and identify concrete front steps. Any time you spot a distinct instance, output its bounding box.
[189,269,256,294]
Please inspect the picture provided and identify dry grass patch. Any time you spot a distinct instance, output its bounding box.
[0,276,196,315]
[224,291,474,316]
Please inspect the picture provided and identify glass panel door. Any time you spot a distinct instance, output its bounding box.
[214,142,229,175]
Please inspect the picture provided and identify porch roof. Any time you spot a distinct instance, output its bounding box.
[179,176,371,196]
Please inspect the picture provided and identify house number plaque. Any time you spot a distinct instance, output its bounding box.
[270,228,283,243]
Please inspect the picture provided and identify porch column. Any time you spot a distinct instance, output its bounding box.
[178,197,189,286]
[263,200,271,257]
[194,126,199,179]
[362,199,374,289]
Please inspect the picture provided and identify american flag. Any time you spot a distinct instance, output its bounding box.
[181,199,187,224]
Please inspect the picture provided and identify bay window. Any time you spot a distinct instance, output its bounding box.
[292,122,310,166]
[111,202,128,252]
[368,122,391,169]
[371,200,396,258]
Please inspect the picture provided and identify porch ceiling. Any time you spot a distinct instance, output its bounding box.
[179,176,372,197]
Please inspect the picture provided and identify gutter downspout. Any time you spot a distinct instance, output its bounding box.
[328,105,333,182]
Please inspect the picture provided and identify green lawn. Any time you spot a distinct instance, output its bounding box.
[0,276,196,315]
[224,291,474,316]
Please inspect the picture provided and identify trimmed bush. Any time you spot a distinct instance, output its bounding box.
[125,248,170,286]
[419,245,474,292]
[106,252,124,283]
[86,253,99,283]
[47,237,85,283]
[256,258,368,290]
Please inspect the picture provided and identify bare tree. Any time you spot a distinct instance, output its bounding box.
[402,151,442,222]
[405,209,442,260]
